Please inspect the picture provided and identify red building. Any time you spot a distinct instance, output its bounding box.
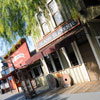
[0,38,31,92]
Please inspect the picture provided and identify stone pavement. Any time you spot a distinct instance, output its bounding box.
[33,92,100,100]
[0,80,100,100]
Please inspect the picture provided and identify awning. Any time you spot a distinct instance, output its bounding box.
[25,26,82,67]
[0,71,14,80]
[43,46,56,56]
[25,52,43,66]
[41,28,78,56]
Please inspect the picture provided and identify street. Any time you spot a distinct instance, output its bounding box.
[1,80,100,100]
[0,90,100,100]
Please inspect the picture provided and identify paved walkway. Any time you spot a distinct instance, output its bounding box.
[0,80,100,100]
[33,80,100,100]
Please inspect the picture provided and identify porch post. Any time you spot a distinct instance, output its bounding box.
[56,50,64,70]
[84,27,100,69]
[61,47,72,68]
[41,58,49,75]
[71,42,82,65]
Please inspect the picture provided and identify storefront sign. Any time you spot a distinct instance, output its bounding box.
[12,53,25,63]
[8,42,30,68]
[37,19,80,49]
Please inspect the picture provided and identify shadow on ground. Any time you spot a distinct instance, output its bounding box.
[33,94,69,100]
[5,93,25,100]
[5,92,69,100]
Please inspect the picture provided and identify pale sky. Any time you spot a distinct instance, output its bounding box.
[0,36,35,57]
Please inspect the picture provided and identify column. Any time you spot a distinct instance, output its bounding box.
[71,41,82,65]
[61,47,72,68]
[41,58,49,75]
[56,50,64,70]
[85,27,100,69]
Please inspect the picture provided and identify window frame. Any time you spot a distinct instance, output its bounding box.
[47,0,64,27]
[31,64,43,78]
[36,12,50,36]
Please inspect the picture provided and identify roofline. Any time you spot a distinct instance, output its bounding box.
[4,38,26,59]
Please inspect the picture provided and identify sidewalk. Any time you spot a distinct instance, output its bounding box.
[1,80,100,100]
[33,92,100,100]
[32,80,100,100]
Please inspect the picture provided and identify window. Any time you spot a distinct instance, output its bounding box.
[31,64,43,78]
[96,36,100,48]
[44,55,54,72]
[83,0,100,7]
[37,12,50,35]
[48,0,64,26]
[65,44,79,66]
[33,68,40,77]
[51,51,62,71]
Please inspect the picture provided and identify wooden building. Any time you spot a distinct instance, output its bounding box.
[26,0,100,88]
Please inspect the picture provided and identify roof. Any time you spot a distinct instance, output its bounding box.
[4,38,26,59]
[25,52,42,66]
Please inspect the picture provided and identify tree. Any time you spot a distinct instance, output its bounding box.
[0,0,79,46]
[0,0,46,43]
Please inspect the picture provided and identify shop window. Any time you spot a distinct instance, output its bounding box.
[96,36,100,48]
[83,0,100,7]
[48,0,64,26]
[51,52,62,71]
[32,66,43,78]
[44,55,54,72]
[65,44,78,66]
[37,12,50,35]
[33,68,40,77]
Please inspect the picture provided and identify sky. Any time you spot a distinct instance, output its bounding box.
[0,36,35,57]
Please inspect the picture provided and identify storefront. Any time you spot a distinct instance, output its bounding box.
[25,51,48,88]
[34,18,100,86]
[2,38,31,92]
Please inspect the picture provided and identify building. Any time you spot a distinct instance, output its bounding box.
[0,38,31,92]
[26,0,100,88]
[0,58,11,93]
[1,0,100,93]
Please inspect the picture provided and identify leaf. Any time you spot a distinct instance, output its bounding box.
[0,23,4,34]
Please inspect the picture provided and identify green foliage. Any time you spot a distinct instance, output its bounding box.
[61,0,78,21]
[0,0,46,44]
[0,0,25,43]
[0,0,79,44]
